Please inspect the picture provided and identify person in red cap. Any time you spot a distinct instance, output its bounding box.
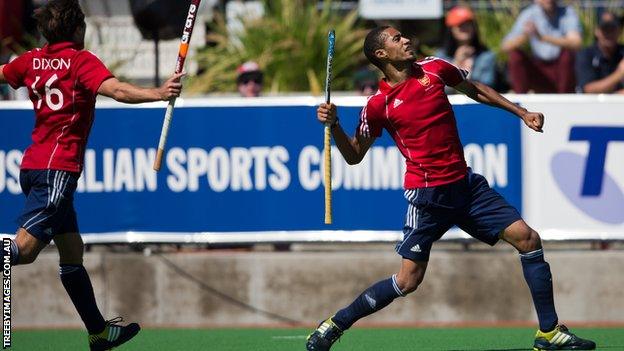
[236,61,263,97]
[435,6,497,91]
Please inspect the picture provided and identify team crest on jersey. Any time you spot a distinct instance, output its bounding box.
[417,74,430,87]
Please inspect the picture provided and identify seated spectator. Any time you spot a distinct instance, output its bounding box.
[502,0,582,93]
[576,11,624,94]
[236,61,263,97]
[352,67,378,96]
[435,6,496,88]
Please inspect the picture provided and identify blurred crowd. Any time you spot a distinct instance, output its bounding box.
[2,0,624,98]
[439,1,624,95]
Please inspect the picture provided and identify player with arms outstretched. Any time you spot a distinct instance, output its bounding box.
[306,26,596,351]
[0,0,183,349]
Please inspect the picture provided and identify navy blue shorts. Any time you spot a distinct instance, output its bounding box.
[17,169,80,243]
[395,170,521,261]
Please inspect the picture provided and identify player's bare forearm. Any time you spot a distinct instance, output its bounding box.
[99,79,161,103]
[455,80,524,115]
[98,73,183,104]
[455,80,544,132]
[317,103,373,164]
[331,124,369,165]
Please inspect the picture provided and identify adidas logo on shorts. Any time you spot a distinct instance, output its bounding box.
[410,244,422,252]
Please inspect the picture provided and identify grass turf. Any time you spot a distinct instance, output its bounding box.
[8,327,624,350]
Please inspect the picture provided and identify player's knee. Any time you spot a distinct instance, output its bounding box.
[395,271,424,295]
[526,230,542,252]
[504,221,543,253]
[516,228,542,253]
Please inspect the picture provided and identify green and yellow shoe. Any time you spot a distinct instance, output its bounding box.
[306,317,343,351]
[89,317,141,351]
[533,324,596,350]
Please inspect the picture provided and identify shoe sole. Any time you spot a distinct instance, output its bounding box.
[534,346,596,351]
[111,324,141,348]
[91,325,141,351]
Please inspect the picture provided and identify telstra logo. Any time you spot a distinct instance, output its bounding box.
[551,126,624,224]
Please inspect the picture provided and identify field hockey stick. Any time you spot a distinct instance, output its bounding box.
[153,0,202,171]
[324,30,335,224]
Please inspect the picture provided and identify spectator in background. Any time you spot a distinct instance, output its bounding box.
[502,0,582,93]
[352,67,378,96]
[576,11,624,94]
[436,6,496,89]
[236,61,263,97]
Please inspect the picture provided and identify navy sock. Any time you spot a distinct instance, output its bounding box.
[9,239,20,265]
[520,249,558,332]
[333,275,404,330]
[59,265,106,334]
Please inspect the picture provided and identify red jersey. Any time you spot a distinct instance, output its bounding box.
[357,57,469,189]
[2,42,114,172]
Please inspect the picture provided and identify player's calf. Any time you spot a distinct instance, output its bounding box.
[307,274,407,350]
[394,269,424,295]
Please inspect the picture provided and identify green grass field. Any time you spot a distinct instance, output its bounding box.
[7,327,624,351]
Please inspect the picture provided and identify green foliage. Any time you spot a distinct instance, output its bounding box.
[188,0,368,95]
[473,1,523,62]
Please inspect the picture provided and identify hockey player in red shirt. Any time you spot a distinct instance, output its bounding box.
[0,0,183,349]
[306,26,596,351]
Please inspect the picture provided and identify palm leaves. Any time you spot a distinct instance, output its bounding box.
[188,0,367,95]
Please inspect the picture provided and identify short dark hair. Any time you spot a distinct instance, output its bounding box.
[33,0,85,44]
[363,26,391,69]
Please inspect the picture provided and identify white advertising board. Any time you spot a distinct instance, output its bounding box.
[520,96,624,240]
[359,0,443,19]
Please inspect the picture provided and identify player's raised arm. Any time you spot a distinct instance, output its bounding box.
[453,79,544,133]
[317,102,375,165]
[97,72,184,104]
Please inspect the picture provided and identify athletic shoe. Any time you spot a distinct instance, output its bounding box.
[533,324,596,350]
[88,317,141,351]
[306,317,343,351]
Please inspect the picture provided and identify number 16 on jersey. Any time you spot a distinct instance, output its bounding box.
[31,74,63,111]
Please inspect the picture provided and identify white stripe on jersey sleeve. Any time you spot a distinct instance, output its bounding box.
[420,56,470,80]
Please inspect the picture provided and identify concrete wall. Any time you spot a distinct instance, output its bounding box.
[10,248,624,328]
